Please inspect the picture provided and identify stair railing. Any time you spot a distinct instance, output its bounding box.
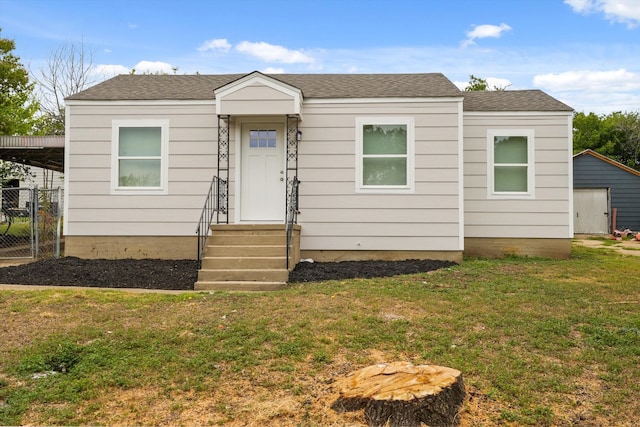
[286,176,300,270]
[196,175,225,263]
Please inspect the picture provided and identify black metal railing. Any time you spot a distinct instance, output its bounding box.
[196,175,225,263]
[286,176,300,270]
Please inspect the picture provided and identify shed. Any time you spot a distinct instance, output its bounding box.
[573,149,640,233]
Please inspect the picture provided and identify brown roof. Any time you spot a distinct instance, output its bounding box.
[463,90,573,112]
[66,72,573,112]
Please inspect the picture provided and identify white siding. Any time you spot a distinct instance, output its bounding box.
[296,100,462,251]
[65,103,218,236]
[463,113,573,239]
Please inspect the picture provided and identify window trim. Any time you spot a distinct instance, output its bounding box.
[111,119,169,195]
[487,129,535,199]
[355,117,415,194]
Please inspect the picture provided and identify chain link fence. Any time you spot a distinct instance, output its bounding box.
[0,187,63,259]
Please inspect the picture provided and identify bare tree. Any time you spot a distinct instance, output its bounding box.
[34,39,101,134]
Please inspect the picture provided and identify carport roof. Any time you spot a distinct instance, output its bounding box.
[0,136,64,173]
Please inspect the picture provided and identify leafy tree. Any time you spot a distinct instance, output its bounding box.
[464,74,510,91]
[610,111,640,169]
[0,28,41,135]
[572,112,615,156]
[464,74,489,91]
[573,110,640,170]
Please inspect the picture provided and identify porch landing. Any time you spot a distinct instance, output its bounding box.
[194,224,300,291]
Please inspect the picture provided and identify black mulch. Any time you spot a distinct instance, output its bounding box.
[0,257,457,290]
[288,259,457,283]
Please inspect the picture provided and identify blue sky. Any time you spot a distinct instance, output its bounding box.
[1,0,639,114]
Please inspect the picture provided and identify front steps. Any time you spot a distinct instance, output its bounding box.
[194,224,300,291]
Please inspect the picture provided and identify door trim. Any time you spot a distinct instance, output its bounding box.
[234,117,287,223]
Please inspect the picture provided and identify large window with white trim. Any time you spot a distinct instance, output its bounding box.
[112,120,169,194]
[356,117,414,193]
[487,129,535,198]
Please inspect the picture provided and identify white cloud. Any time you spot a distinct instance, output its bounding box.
[462,23,512,47]
[132,60,175,74]
[262,67,284,74]
[565,0,640,27]
[92,64,129,77]
[197,38,231,53]
[236,41,314,64]
[534,68,640,113]
[534,68,640,91]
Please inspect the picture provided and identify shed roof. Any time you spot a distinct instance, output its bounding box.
[66,72,573,112]
[573,149,640,178]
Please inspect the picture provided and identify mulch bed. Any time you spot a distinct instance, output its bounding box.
[0,257,457,290]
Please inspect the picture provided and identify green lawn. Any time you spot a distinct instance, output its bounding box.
[0,244,638,426]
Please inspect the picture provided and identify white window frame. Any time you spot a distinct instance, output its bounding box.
[487,129,535,199]
[355,117,415,194]
[111,119,169,195]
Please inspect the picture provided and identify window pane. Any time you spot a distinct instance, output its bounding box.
[119,127,161,156]
[494,136,527,164]
[363,158,407,185]
[494,166,527,192]
[363,124,407,155]
[119,159,161,187]
[249,129,276,149]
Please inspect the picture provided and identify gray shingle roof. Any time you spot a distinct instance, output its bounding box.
[66,72,461,100]
[66,72,573,112]
[462,90,573,112]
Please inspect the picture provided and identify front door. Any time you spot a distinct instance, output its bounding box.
[240,123,286,222]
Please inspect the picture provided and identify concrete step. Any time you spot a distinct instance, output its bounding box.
[197,268,289,283]
[208,234,286,245]
[200,256,286,270]
[194,281,287,292]
[205,245,286,257]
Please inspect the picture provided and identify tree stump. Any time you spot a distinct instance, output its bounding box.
[331,361,465,427]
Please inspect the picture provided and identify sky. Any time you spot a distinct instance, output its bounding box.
[1,0,639,114]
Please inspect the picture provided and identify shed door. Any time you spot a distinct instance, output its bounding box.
[240,123,285,222]
[574,188,609,234]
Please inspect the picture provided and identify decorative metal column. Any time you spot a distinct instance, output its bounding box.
[217,114,231,224]
[285,115,300,270]
[285,115,300,219]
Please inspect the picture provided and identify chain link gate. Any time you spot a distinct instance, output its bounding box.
[0,187,63,259]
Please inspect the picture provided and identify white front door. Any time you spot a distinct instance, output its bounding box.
[240,123,286,222]
[574,188,609,234]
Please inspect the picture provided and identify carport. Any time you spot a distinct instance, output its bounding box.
[0,136,64,172]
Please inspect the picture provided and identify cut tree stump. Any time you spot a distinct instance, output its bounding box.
[331,361,465,427]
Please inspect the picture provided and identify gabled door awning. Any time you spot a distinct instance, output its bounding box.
[214,71,303,118]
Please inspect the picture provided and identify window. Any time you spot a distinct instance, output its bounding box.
[112,120,169,194]
[487,129,534,198]
[249,129,277,148]
[356,117,414,193]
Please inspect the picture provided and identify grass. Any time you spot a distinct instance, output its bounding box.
[0,244,639,426]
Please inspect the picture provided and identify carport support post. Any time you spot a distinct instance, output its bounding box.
[32,187,39,259]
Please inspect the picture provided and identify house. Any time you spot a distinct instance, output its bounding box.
[64,72,574,288]
[573,149,640,234]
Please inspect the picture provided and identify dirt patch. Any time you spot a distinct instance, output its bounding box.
[0,257,456,290]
